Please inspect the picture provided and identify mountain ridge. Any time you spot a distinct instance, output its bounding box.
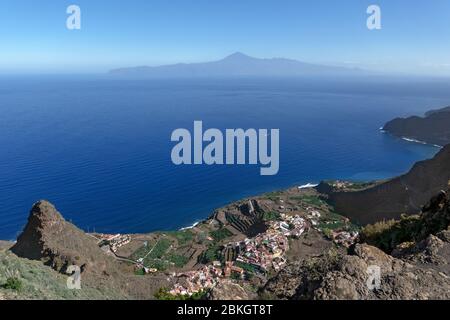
[109,52,364,78]
[383,105,450,146]
[317,144,450,225]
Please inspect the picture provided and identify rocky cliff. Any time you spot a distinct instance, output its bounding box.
[11,200,115,275]
[318,144,450,224]
[261,188,450,300]
[383,106,450,146]
[8,201,168,299]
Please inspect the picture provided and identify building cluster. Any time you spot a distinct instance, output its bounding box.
[223,261,245,278]
[166,214,312,296]
[235,232,288,272]
[169,264,223,296]
[306,208,321,227]
[277,213,308,238]
[303,206,359,247]
[233,214,308,272]
[98,233,131,252]
[330,230,359,247]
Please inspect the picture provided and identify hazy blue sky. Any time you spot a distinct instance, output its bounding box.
[1,0,450,75]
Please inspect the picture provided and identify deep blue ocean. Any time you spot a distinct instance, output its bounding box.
[1,75,450,240]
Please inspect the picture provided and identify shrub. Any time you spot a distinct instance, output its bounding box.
[167,253,189,268]
[198,245,222,264]
[3,277,22,291]
[210,228,233,242]
[262,211,281,221]
[167,230,194,245]
[360,216,422,253]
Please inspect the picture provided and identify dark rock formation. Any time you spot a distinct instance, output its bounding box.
[319,145,450,224]
[383,106,450,146]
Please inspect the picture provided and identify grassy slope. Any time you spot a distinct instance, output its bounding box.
[0,249,128,300]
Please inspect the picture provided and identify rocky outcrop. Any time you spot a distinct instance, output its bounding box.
[11,200,113,275]
[383,106,450,146]
[320,145,450,224]
[9,200,169,299]
[261,242,450,300]
[208,280,256,300]
[359,188,450,253]
[262,189,450,300]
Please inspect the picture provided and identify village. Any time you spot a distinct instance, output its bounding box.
[90,189,359,298]
[166,206,357,297]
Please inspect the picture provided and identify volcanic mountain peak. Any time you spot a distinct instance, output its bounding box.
[11,200,110,274]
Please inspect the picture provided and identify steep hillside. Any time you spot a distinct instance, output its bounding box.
[0,248,127,300]
[5,201,169,299]
[11,201,120,276]
[262,189,450,300]
[318,145,450,224]
[383,106,450,146]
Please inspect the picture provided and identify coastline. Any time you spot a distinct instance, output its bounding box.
[176,182,320,232]
[380,127,444,149]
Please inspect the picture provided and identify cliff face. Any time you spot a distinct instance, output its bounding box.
[383,106,450,146]
[320,144,450,225]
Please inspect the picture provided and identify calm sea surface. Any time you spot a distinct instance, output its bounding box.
[1,76,449,240]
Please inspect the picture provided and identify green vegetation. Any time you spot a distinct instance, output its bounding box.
[345,181,376,190]
[321,228,333,239]
[265,191,282,201]
[2,277,22,291]
[131,238,175,271]
[317,210,360,233]
[231,272,242,281]
[0,250,128,299]
[167,253,189,268]
[317,220,347,231]
[360,198,450,252]
[290,194,325,207]
[360,216,421,252]
[146,260,169,271]
[262,211,281,221]
[131,237,191,270]
[134,268,145,276]
[155,287,207,300]
[198,245,222,264]
[167,230,194,245]
[235,261,260,275]
[149,238,171,259]
[210,228,233,242]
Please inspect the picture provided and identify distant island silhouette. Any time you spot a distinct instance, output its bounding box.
[109,52,365,78]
